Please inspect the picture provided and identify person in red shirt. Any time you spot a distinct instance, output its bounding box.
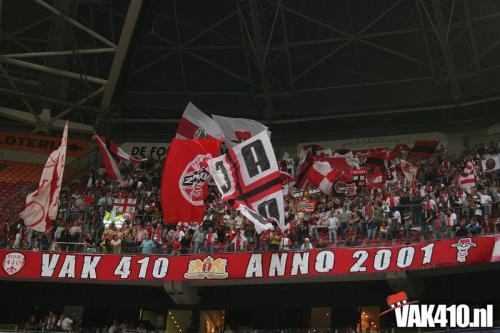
[143,222,153,236]
[84,192,95,208]
[170,236,181,255]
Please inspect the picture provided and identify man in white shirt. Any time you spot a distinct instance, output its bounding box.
[58,315,73,331]
[390,209,401,239]
[446,209,457,238]
[300,237,313,250]
[280,232,292,250]
[327,211,339,245]
[480,191,493,216]
[392,210,402,223]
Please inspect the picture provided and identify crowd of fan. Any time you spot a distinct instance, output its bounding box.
[23,311,161,333]
[24,311,74,332]
[1,141,500,255]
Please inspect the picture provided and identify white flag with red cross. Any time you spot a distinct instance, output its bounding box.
[111,197,137,217]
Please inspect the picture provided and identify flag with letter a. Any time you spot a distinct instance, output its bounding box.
[161,138,221,223]
[208,131,285,231]
[212,114,269,147]
[20,122,68,232]
[176,102,223,140]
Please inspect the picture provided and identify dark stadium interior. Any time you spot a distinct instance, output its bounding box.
[3,0,500,332]
[2,0,500,142]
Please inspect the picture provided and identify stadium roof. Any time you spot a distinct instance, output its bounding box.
[2,0,500,143]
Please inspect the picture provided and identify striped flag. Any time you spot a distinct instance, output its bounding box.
[459,161,476,190]
[94,135,121,181]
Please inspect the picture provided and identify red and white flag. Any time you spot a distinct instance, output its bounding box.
[212,114,269,147]
[400,159,418,184]
[94,135,120,181]
[365,172,384,189]
[307,160,340,195]
[176,102,224,140]
[161,138,222,223]
[308,157,354,194]
[459,161,476,190]
[94,135,146,181]
[295,144,324,189]
[20,122,68,232]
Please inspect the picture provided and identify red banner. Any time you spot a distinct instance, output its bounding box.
[0,131,89,157]
[0,236,497,282]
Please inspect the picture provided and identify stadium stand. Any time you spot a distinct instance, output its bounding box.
[3,0,500,331]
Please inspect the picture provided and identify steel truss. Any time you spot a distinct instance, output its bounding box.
[125,0,500,125]
[0,0,142,133]
[3,0,500,137]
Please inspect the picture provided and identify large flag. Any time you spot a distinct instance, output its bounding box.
[20,122,68,232]
[176,102,224,140]
[208,131,285,231]
[481,155,500,173]
[212,114,268,147]
[409,140,439,159]
[161,138,221,223]
[400,159,418,184]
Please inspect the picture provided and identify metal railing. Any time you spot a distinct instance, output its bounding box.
[4,230,500,256]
